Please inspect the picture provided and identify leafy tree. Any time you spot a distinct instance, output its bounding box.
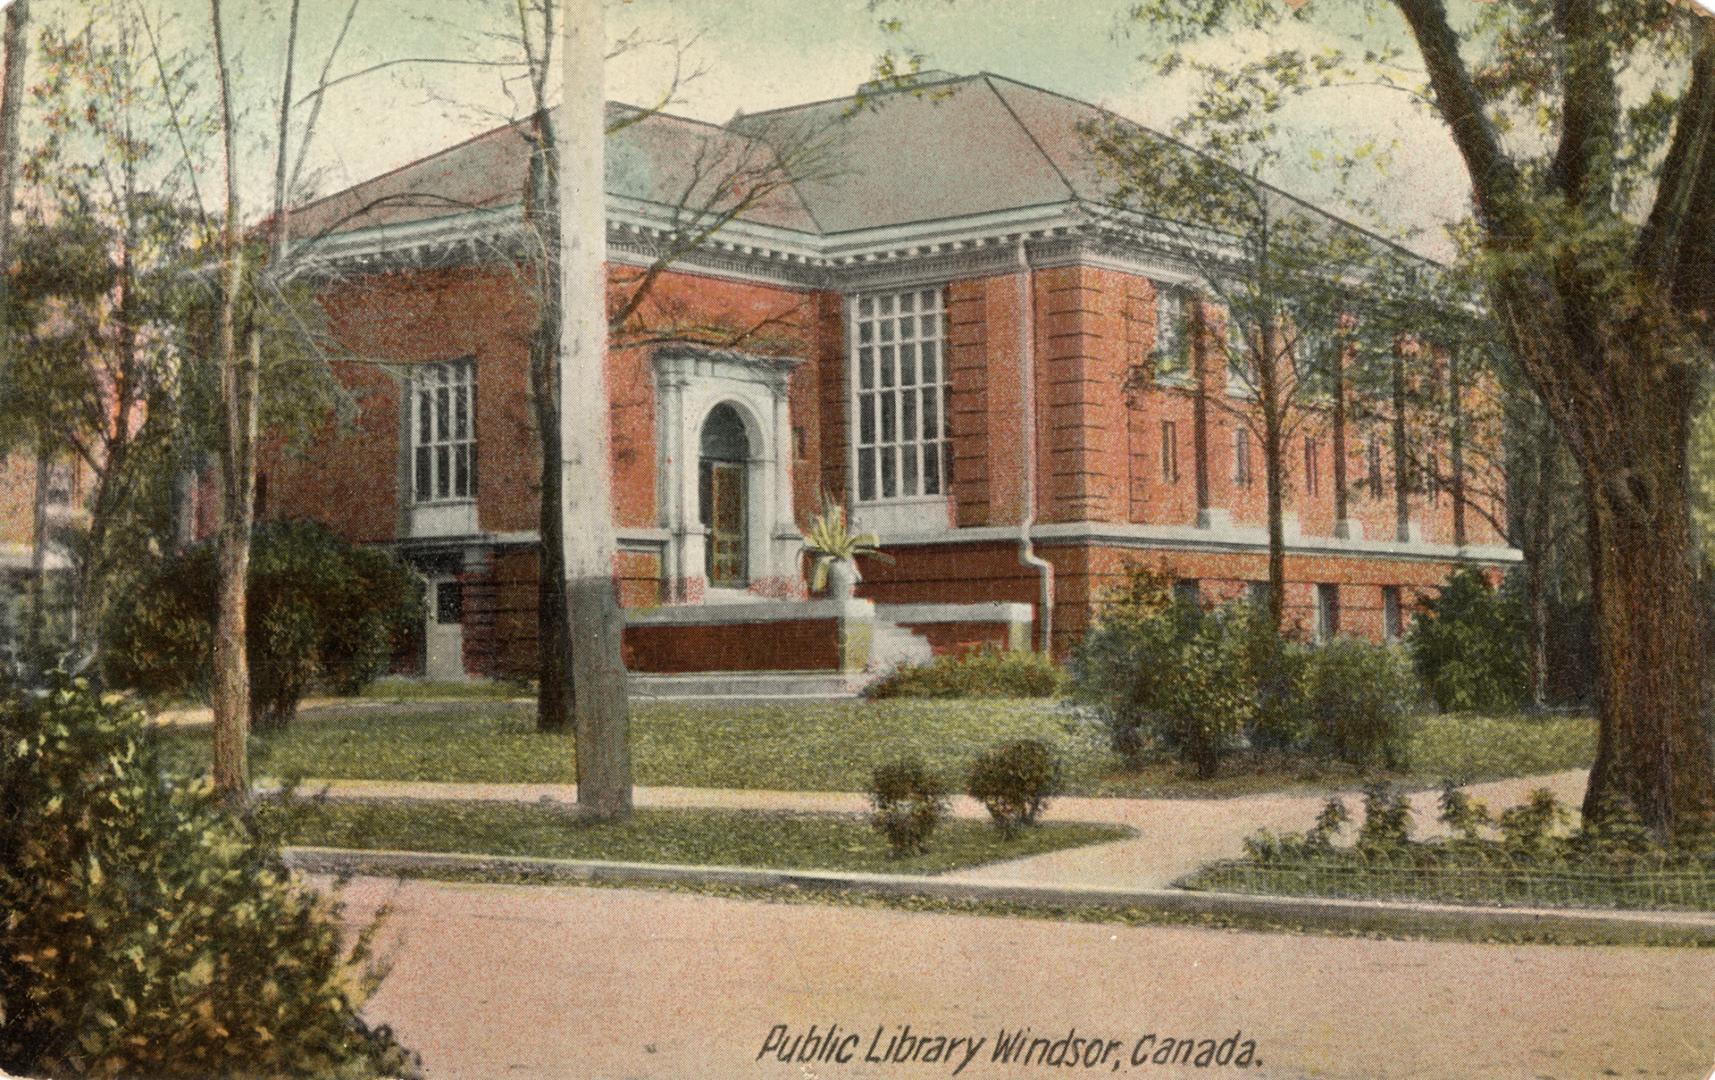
[1094,0,1715,840]
[104,519,421,731]
[0,675,418,1079]
[0,14,207,669]
[1083,49,1476,634]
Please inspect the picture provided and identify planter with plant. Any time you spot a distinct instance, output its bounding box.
[801,492,893,601]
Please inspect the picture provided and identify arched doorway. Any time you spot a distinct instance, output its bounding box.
[699,403,749,587]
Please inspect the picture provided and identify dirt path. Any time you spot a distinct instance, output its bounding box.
[337,873,1715,1080]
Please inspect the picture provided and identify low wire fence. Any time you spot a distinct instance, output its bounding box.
[1184,856,1715,912]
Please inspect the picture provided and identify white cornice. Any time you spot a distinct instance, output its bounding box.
[290,194,1400,306]
[869,519,1522,566]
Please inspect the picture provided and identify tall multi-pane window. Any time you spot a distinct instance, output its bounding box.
[1315,583,1340,643]
[1382,585,1404,642]
[1160,420,1179,483]
[851,289,949,503]
[1152,283,1190,382]
[1367,436,1384,498]
[1226,314,1251,393]
[412,358,476,503]
[1304,436,1320,497]
[1233,426,1253,486]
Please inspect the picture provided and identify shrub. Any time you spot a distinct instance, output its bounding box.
[105,520,422,731]
[0,675,418,1080]
[1234,601,1311,751]
[1355,781,1414,852]
[1068,563,1182,765]
[1301,637,1420,769]
[866,756,949,856]
[967,739,1062,836]
[864,647,1064,699]
[1408,567,1529,713]
[1070,568,1256,778]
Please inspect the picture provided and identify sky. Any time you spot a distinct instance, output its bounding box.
[23,0,1684,260]
[293,0,1475,254]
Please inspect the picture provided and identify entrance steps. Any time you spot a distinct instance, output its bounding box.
[870,619,934,670]
[623,612,935,702]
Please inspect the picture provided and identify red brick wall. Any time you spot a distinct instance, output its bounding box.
[0,453,37,550]
[265,264,832,545]
[901,620,1016,656]
[859,535,1471,658]
[623,619,841,672]
[947,276,1028,526]
[263,265,538,542]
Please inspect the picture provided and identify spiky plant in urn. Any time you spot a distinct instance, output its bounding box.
[802,492,893,601]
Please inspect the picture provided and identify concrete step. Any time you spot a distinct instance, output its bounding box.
[869,619,934,670]
[628,671,863,701]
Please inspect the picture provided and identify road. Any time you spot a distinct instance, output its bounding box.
[339,875,1715,1080]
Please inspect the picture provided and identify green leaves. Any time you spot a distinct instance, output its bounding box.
[1407,566,1530,713]
[0,676,419,1079]
[801,491,893,591]
[103,520,422,730]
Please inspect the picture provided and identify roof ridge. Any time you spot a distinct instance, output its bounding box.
[292,100,734,218]
[980,74,1077,203]
[728,70,982,122]
[981,72,1439,269]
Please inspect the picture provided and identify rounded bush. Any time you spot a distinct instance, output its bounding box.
[866,756,949,857]
[1069,575,1255,779]
[863,647,1064,700]
[0,675,418,1079]
[1408,567,1528,713]
[1302,638,1419,769]
[104,520,422,731]
[967,739,1062,836]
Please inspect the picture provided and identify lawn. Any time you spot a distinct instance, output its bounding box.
[263,798,1131,876]
[157,698,1596,798]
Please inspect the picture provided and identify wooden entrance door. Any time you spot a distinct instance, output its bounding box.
[706,461,747,586]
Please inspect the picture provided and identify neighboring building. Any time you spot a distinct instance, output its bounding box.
[0,451,79,668]
[259,72,1518,680]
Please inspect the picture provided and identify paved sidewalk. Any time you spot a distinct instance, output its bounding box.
[285,769,1591,891]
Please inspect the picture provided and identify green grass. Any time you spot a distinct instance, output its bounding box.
[265,798,1130,875]
[156,699,1597,799]
[315,868,1715,948]
[355,678,531,702]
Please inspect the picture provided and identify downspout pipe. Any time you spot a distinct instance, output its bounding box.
[1015,238,1054,654]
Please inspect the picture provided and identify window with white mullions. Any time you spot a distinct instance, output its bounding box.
[851,288,949,503]
[412,358,476,503]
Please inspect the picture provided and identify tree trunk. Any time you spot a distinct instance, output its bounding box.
[1524,551,1550,708]
[563,0,633,819]
[211,330,259,807]
[1447,347,1467,547]
[1257,321,1285,631]
[2,3,31,668]
[208,0,258,810]
[1191,303,1212,514]
[1578,403,1715,835]
[528,107,571,735]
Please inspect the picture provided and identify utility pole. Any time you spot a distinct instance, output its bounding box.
[562,0,633,819]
